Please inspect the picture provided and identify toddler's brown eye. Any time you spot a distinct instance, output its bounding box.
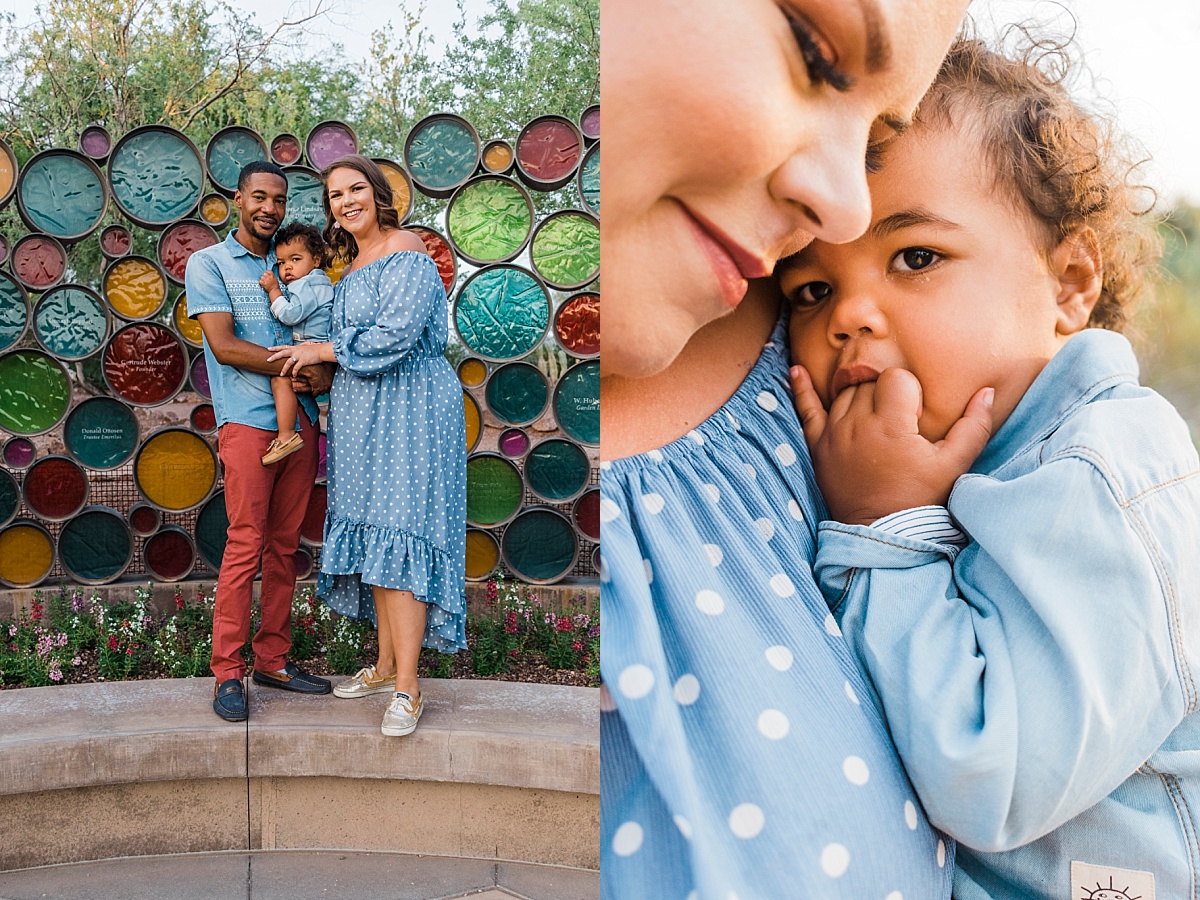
[897,248,937,271]
[793,281,833,307]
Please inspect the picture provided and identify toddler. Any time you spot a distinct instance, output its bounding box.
[783,37,1200,900]
[258,221,333,465]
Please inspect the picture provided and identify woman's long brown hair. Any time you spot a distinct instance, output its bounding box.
[320,154,402,265]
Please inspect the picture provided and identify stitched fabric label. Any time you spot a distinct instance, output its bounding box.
[1071,860,1156,900]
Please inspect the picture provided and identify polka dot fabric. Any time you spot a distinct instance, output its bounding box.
[599,316,953,899]
[318,251,467,652]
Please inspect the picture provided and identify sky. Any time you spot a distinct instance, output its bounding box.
[3,1,1200,204]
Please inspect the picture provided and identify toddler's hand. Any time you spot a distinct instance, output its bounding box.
[790,365,994,525]
[259,271,280,294]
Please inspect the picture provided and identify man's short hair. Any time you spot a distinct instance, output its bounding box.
[237,160,288,192]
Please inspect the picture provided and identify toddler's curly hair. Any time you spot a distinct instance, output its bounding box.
[914,33,1161,331]
[274,221,329,269]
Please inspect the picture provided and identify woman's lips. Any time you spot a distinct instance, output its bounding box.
[679,203,770,310]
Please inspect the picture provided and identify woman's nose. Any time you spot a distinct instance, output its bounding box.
[769,121,873,245]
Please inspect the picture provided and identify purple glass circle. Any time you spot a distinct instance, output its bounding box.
[81,126,112,159]
[190,354,211,398]
[499,428,530,458]
[3,437,36,468]
[580,107,600,139]
[306,122,358,171]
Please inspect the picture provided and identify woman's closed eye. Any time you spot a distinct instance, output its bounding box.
[781,6,851,91]
[790,280,834,308]
[890,247,940,273]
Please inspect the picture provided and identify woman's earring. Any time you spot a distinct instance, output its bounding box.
[332,222,340,229]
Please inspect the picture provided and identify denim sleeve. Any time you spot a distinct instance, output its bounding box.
[814,455,1188,853]
[332,254,439,376]
[270,278,321,327]
[184,252,232,316]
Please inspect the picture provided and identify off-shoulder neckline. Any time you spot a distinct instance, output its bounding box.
[341,250,428,278]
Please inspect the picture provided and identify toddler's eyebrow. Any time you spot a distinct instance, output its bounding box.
[870,208,962,240]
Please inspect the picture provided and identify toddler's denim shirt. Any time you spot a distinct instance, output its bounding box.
[817,328,1200,899]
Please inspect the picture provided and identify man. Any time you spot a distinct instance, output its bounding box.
[186,160,332,721]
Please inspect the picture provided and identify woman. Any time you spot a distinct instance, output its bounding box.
[270,155,466,737]
[601,0,971,896]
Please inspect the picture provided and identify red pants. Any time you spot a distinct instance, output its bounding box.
[210,417,318,681]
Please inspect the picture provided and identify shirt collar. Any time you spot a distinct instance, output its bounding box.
[224,229,276,266]
[972,328,1140,474]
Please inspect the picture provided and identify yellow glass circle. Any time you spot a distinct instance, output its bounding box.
[173,293,204,345]
[0,523,54,586]
[0,147,14,199]
[484,143,513,171]
[465,529,500,579]
[464,390,481,452]
[106,258,166,319]
[376,160,413,220]
[458,358,487,387]
[136,430,216,510]
[201,195,229,224]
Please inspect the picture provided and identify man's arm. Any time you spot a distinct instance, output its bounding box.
[196,311,289,378]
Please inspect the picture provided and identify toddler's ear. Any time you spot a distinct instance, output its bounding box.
[1052,227,1102,336]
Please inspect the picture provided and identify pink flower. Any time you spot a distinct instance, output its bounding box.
[107,635,119,651]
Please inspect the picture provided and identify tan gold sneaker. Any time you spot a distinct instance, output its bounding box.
[381,691,422,736]
[333,665,395,699]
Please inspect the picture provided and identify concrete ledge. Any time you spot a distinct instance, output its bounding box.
[0,678,598,871]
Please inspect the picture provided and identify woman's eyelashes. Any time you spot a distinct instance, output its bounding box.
[890,247,940,272]
[781,6,852,91]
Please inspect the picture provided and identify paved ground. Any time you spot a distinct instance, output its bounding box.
[0,851,598,900]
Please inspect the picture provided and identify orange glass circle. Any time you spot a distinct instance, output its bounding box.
[136,430,216,510]
[105,258,166,319]
[0,523,54,586]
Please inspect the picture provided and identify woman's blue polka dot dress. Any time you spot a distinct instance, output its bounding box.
[318,250,467,652]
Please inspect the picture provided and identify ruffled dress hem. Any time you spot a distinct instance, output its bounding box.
[317,514,467,653]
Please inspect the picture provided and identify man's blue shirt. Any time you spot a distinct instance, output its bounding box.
[185,230,318,431]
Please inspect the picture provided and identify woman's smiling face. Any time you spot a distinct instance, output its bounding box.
[325,166,377,237]
[601,0,969,379]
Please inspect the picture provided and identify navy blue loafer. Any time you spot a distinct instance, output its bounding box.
[251,661,332,695]
[213,678,247,721]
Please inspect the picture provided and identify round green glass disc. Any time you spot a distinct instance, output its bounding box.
[207,128,267,193]
[531,212,600,290]
[455,267,550,361]
[0,350,71,435]
[485,363,548,425]
[0,470,18,527]
[525,439,590,502]
[195,490,229,570]
[447,177,533,263]
[110,129,205,225]
[0,273,28,352]
[282,168,327,230]
[35,287,107,360]
[579,145,599,214]
[465,455,524,527]
[407,118,478,191]
[553,361,599,445]
[502,508,578,583]
[64,397,139,469]
[59,508,132,583]
[20,152,107,238]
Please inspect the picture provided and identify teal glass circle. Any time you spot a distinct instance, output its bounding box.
[406,116,480,192]
[553,360,599,446]
[281,167,327,230]
[34,286,108,360]
[485,362,549,425]
[64,397,140,470]
[58,507,132,584]
[109,127,205,226]
[206,127,267,193]
[0,272,29,352]
[579,143,599,215]
[0,469,18,528]
[195,490,229,570]
[524,439,590,502]
[455,266,550,362]
[0,350,72,435]
[501,508,578,584]
[19,151,107,239]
